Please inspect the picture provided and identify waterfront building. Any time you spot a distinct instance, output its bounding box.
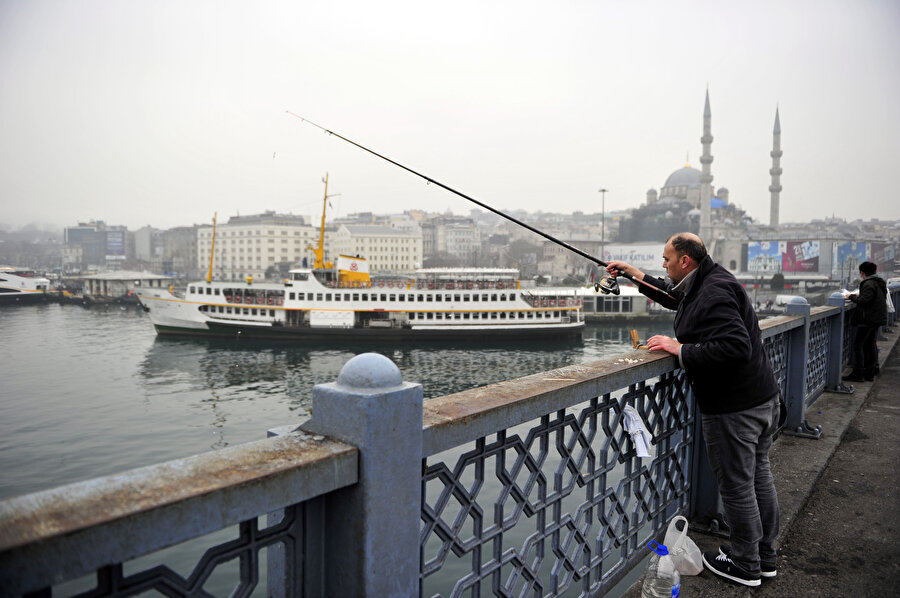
[78,270,173,298]
[333,224,423,273]
[421,216,480,264]
[160,225,199,279]
[196,211,322,281]
[63,221,129,271]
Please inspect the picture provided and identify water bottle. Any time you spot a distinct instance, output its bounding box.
[640,541,681,598]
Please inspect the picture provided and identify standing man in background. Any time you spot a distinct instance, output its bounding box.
[607,232,781,588]
[844,261,887,382]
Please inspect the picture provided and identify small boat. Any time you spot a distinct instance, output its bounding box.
[0,266,52,306]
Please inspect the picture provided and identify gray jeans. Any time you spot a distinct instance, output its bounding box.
[701,396,780,575]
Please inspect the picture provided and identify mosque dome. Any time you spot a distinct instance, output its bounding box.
[663,166,702,189]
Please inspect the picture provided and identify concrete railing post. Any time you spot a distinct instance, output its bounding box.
[783,297,822,438]
[300,353,423,598]
[825,292,853,394]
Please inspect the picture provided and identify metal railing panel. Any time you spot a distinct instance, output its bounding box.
[420,361,694,597]
[0,432,357,597]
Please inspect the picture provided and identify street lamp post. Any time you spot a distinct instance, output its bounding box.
[598,188,608,261]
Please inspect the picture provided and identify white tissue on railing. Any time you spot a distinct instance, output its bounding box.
[622,405,653,458]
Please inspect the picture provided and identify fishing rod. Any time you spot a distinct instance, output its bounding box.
[285,110,675,300]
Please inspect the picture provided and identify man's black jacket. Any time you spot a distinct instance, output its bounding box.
[638,256,779,414]
[850,276,887,327]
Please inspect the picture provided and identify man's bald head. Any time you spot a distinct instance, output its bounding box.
[662,232,707,283]
[667,233,707,263]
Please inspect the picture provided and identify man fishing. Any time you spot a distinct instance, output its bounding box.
[607,232,781,587]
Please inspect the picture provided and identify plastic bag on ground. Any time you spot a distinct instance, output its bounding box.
[663,515,703,576]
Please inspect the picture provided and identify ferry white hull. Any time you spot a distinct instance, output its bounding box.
[135,268,587,342]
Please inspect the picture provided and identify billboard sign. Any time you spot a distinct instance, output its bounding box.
[747,241,782,273]
[782,241,819,272]
[832,242,868,280]
[870,243,895,273]
[601,244,665,275]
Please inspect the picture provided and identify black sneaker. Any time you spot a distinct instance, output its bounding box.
[719,544,777,578]
[702,550,761,587]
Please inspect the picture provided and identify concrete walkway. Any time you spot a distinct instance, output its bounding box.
[625,324,900,597]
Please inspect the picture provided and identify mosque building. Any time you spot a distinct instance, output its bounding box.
[618,90,782,272]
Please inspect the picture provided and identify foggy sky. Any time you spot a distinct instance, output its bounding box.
[1,0,899,232]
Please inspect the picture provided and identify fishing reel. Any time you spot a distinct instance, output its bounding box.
[594,274,620,295]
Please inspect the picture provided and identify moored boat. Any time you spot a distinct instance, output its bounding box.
[0,266,52,305]
[135,176,584,341]
[137,257,585,341]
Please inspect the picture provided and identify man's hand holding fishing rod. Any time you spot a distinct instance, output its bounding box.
[604,245,690,357]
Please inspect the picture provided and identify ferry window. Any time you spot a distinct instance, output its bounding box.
[435,295,442,302]
[408,294,414,301]
[482,312,488,319]
[408,312,415,319]
[500,294,506,301]
[454,294,461,302]
[454,313,460,320]
[436,312,443,320]
[622,297,633,311]
[427,295,433,302]
[214,288,220,295]
[417,294,424,301]
[427,312,434,320]
[389,294,396,301]
[270,310,275,317]
[226,307,232,314]
[334,294,341,302]
[518,312,524,319]
[554,311,560,318]
[445,294,452,302]
[463,313,470,320]
[490,312,497,319]
[316,293,323,301]
[362,293,369,301]
[397,294,404,302]
[381,294,387,301]
[500,312,506,319]
[353,293,359,301]
[189,286,196,293]
[244,308,249,315]
[297,293,305,300]
[252,308,258,315]
[206,287,212,295]
[491,294,498,301]
[481,294,488,301]
[463,294,470,302]
[326,294,332,301]
[536,311,542,318]
[293,273,309,281]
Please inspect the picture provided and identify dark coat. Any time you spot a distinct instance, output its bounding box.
[850,276,887,327]
[639,256,779,414]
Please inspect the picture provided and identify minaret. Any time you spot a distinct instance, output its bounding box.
[769,107,782,228]
[699,89,714,240]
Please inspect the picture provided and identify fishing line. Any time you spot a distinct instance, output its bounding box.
[285,110,675,300]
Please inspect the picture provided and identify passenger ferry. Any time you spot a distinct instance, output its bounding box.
[136,255,585,341]
[0,266,52,305]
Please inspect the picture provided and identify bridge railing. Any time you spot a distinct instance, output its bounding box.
[4,288,898,597]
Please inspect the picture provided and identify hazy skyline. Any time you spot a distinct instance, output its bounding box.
[2,1,899,232]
